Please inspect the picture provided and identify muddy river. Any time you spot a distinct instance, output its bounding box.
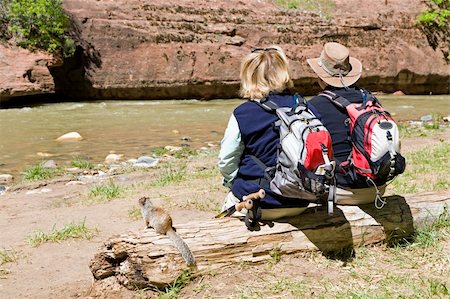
[1,95,449,177]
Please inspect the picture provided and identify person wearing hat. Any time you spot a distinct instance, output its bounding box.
[307,42,385,205]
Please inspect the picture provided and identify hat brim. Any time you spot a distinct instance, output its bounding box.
[307,57,362,88]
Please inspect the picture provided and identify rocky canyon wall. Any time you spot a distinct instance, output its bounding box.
[1,0,449,105]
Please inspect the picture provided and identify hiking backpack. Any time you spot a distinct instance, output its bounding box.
[319,90,406,207]
[254,95,337,214]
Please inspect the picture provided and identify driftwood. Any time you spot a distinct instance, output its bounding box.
[89,191,449,290]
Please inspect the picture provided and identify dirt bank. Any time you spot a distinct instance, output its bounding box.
[0,126,449,298]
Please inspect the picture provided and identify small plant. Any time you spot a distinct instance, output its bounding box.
[414,206,450,247]
[150,164,187,187]
[173,147,198,159]
[71,157,94,170]
[0,248,18,265]
[128,206,142,221]
[275,0,302,9]
[274,0,335,18]
[22,162,58,181]
[152,147,198,159]
[158,269,192,299]
[7,0,75,57]
[417,0,450,28]
[89,180,124,201]
[152,147,170,157]
[27,220,98,247]
[269,246,282,264]
[423,113,442,130]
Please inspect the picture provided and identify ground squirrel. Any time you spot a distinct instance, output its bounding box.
[138,197,196,266]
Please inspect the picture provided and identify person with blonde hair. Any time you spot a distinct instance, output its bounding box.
[218,46,309,220]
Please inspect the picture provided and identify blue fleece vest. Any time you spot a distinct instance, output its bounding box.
[231,92,309,209]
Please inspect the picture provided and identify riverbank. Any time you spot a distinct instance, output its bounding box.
[0,123,449,298]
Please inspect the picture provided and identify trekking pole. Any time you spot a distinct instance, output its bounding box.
[237,189,265,211]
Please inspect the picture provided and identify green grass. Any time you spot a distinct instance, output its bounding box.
[27,220,98,247]
[417,0,450,28]
[152,147,198,159]
[88,180,124,202]
[397,121,445,139]
[71,157,95,170]
[149,163,187,187]
[128,206,142,221]
[274,0,335,18]
[22,162,58,181]
[0,248,18,265]
[413,206,450,247]
[390,141,449,194]
[158,269,193,298]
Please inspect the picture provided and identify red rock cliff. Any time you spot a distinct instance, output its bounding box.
[1,0,449,104]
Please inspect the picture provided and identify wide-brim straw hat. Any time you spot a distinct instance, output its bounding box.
[307,42,362,88]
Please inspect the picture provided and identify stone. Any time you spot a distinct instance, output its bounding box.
[56,132,83,142]
[392,90,405,96]
[105,153,123,164]
[136,156,158,164]
[132,156,159,168]
[164,146,182,152]
[0,174,14,184]
[42,160,57,169]
[37,152,53,157]
[65,181,87,186]
[420,115,432,122]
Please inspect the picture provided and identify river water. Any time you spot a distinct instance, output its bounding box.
[1,95,449,178]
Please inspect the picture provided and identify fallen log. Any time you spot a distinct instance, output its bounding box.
[89,191,449,290]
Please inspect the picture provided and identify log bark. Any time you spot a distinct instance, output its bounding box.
[89,191,450,290]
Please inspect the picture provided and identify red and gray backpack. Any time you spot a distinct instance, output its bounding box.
[319,90,406,206]
[253,95,337,215]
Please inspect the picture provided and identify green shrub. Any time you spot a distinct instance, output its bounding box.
[274,0,335,18]
[0,0,10,38]
[417,0,450,28]
[89,180,124,201]
[7,0,75,57]
[27,220,98,247]
[71,157,94,170]
[22,162,58,181]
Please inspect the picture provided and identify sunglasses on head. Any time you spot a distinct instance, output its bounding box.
[251,47,278,53]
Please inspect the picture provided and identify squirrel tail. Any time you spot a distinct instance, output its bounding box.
[167,229,196,266]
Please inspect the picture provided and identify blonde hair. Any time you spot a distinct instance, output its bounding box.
[239,45,293,99]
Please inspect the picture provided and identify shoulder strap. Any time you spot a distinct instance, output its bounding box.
[318,90,352,109]
[257,98,279,112]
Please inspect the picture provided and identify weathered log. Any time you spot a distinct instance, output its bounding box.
[89,191,449,290]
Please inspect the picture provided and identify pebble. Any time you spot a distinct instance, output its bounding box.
[0,174,13,184]
[105,153,123,164]
[42,160,57,168]
[26,188,52,195]
[420,115,432,122]
[164,145,182,152]
[0,185,6,195]
[392,90,405,96]
[65,181,87,186]
[56,132,83,142]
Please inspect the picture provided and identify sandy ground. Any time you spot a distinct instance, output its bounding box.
[0,129,449,298]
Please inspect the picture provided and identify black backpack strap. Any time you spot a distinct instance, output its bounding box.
[256,98,279,112]
[318,90,352,109]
